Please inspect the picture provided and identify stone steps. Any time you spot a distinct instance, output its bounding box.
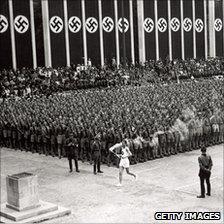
[0,201,71,223]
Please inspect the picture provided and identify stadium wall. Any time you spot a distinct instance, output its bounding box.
[0,0,223,70]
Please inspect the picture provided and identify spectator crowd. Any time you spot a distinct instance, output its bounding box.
[0,57,224,99]
[0,76,223,166]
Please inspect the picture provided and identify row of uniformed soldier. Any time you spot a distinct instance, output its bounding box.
[1,114,223,167]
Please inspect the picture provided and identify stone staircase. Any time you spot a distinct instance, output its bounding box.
[0,200,71,223]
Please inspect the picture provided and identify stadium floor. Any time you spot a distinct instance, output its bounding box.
[0,145,223,223]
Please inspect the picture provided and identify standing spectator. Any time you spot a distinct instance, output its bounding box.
[91,135,103,175]
[66,135,80,173]
[197,147,213,198]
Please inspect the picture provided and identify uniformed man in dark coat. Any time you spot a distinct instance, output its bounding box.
[50,124,56,157]
[157,127,167,157]
[23,125,29,151]
[80,129,87,163]
[141,130,149,162]
[197,147,213,198]
[66,135,80,173]
[30,125,36,153]
[91,134,103,175]
[202,114,211,147]
[173,130,181,153]
[56,124,64,159]
[106,128,115,167]
[100,129,107,163]
[9,123,13,148]
[0,120,3,147]
[165,126,173,156]
[11,124,17,149]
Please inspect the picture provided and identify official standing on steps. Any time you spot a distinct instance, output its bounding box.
[197,147,213,198]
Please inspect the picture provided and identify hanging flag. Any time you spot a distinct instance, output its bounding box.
[67,0,83,65]
[215,0,223,57]
[117,0,131,64]
[194,0,205,58]
[84,0,100,67]
[182,0,193,59]
[170,0,181,59]
[33,0,45,67]
[48,0,66,67]
[13,0,33,68]
[143,0,156,60]
[157,0,169,59]
[102,0,116,65]
[0,0,12,69]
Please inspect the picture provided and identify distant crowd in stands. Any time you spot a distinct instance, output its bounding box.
[0,57,224,98]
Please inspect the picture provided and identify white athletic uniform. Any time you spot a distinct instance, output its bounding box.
[119,146,131,168]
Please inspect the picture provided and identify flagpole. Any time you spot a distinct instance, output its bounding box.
[63,0,70,67]
[114,0,120,67]
[204,0,207,59]
[30,0,37,68]
[168,0,172,60]
[180,0,185,60]
[121,0,126,66]
[154,0,159,60]
[9,0,17,70]
[208,0,215,57]
[223,0,224,56]
[81,0,87,66]
[137,0,145,64]
[129,0,135,65]
[98,0,104,67]
[41,0,52,67]
[192,0,196,59]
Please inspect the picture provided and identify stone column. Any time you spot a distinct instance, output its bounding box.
[41,0,52,67]
[208,0,216,57]
[137,0,145,64]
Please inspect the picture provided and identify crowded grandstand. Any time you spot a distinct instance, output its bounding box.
[1,0,224,222]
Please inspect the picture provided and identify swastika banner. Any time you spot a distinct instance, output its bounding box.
[117,0,131,64]
[183,0,193,59]
[48,0,66,67]
[157,0,169,59]
[102,0,116,64]
[67,0,83,65]
[143,0,156,60]
[34,1,45,67]
[0,0,12,69]
[85,0,100,66]
[215,0,223,56]
[13,0,33,68]
[170,0,181,59]
[195,0,205,58]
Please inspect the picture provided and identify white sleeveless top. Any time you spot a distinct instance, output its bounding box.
[121,146,130,159]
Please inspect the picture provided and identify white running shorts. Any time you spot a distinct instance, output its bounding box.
[119,157,130,168]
